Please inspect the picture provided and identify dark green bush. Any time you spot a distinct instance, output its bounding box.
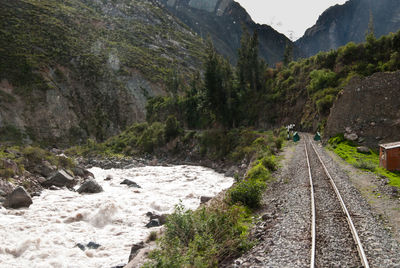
[316,94,335,114]
[0,125,25,144]
[337,42,364,65]
[274,136,284,150]
[259,155,277,171]
[56,155,75,169]
[146,231,158,242]
[229,179,266,209]
[246,162,271,181]
[328,134,345,146]
[0,168,15,179]
[146,204,252,267]
[199,129,235,159]
[164,115,181,141]
[22,146,49,165]
[353,159,376,171]
[137,122,165,153]
[307,69,338,94]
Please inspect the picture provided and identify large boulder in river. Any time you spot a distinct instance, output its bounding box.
[4,186,33,209]
[77,180,103,194]
[120,179,141,188]
[41,170,75,188]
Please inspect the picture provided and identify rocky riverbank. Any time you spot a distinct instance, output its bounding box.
[0,159,234,267]
[1,128,282,267]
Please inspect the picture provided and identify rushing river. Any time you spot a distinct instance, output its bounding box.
[0,165,233,268]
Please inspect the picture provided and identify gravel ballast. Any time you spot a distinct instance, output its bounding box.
[231,136,400,267]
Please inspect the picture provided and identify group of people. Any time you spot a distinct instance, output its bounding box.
[286,124,321,142]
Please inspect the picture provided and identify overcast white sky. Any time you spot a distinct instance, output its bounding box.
[235,0,348,40]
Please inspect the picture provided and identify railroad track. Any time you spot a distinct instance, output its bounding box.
[304,137,369,268]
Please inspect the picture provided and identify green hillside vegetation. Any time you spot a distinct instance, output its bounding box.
[147,30,400,132]
[0,0,204,88]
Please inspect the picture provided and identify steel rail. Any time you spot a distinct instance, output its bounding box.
[304,142,316,268]
[309,139,370,268]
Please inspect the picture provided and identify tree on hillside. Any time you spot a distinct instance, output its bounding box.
[204,38,237,127]
[365,10,375,42]
[166,67,183,97]
[184,72,202,128]
[237,28,267,92]
[283,40,293,66]
[364,10,378,63]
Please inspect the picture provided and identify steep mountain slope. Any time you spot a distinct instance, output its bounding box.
[159,0,291,65]
[0,0,205,145]
[296,0,400,57]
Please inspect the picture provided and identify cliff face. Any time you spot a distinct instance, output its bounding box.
[159,0,291,65]
[296,0,400,58]
[325,71,400,148]
[0,0,205,145]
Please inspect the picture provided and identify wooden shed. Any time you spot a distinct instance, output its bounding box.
[379,142,400,171]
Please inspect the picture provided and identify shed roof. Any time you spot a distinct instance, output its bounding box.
[380,141,400,150]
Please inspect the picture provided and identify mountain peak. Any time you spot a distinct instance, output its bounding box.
[160,0,290,64]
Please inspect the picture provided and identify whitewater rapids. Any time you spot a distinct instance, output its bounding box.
[0,165,233,267]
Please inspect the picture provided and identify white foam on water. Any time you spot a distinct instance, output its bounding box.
[0,165,233,268]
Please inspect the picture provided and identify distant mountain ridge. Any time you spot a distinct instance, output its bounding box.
[296,0,400,57]
[159,0,291,65]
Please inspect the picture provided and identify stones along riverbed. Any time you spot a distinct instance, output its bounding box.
[0,165,233,268]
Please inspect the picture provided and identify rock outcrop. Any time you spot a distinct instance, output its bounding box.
[325,71,400,148]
